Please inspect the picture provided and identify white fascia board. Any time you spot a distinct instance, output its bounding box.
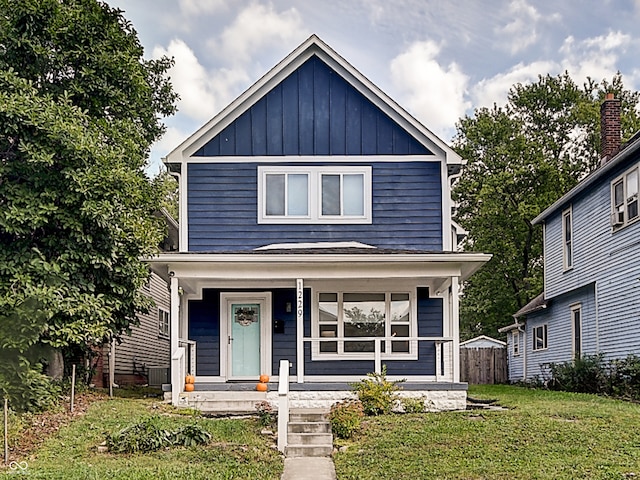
[164,34,459,167]
[146,252,491,282]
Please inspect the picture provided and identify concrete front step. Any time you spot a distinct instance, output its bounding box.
[285,445,334,458]
[172,391,268,414]
[286,408,333,458]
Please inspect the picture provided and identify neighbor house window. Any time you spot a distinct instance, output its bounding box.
[532,324,547,351]
[159,308,170,338]
[611,164,639,229]
[258,166,371,224]
[512,331,520,356]
[571,304,582,358]
[562,208,573,270]
[314,291,414,359]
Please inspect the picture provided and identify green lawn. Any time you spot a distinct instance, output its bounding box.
[1,395,283,480]
[333,385,640,479]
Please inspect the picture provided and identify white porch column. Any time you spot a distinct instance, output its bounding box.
[170,274,181,404]
[451,276,461,383]
[296,278,304,383]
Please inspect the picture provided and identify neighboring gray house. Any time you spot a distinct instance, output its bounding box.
[501,94,640,382]
[93,209,178,387]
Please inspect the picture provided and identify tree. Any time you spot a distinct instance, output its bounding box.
[0,0,177,410]
[453,72,640,340]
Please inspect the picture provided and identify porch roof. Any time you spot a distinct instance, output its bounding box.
[146,248,491,295]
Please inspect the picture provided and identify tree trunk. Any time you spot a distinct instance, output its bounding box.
[46,348,64,380]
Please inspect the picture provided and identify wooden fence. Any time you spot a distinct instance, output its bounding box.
[460,347,508,384]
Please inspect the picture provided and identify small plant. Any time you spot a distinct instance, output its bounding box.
[107,416,172,453]
[172,424,212,447]
[255,400,275,427]
[350,365,404,415]
[106,417,211,453]
[329,400,364,439]
[400,396,427,413]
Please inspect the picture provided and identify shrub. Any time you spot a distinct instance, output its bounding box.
[329,400,364,439]
[547,354,609,394]
[350,366,404,416]
[255,400,275,427]
[609,355,640,400]
[106,417,211,453]
[400,396,427,413]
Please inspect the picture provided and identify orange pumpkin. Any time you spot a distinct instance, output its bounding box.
[256,382,268,392]
[184,383,195,392]
[259,374,269,384]
[185,374,195,384]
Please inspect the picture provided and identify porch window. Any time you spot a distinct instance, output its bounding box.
[532,324,547,351]
[315,291,414,359]
[258,166,371,224]
[611,164,639,229]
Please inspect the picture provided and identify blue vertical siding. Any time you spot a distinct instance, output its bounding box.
[189,290,220,376]
[192,56,432,157]
[187,161,442,251]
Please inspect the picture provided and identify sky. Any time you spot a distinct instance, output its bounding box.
[105,0,640,174]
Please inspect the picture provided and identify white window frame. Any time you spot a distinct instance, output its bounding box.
[512,330,520,356]
[532,324,547,351]
[611,163,639,230]
[312,289,417,361]
[571,304,582,358]
[562,207,573,271]
[158,308,170,338]
[257,165,372,224]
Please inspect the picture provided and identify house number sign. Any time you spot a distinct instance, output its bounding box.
[296,279,303,324]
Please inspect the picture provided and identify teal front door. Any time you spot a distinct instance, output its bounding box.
[230,303,261,377]
[221,293,271,380]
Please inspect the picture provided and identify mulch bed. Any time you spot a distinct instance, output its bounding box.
[2,391,105,467]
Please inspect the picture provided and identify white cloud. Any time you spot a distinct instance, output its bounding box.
[390,40,470,139]
[472,60,557,108]
[152,39,250,122]
[178,0,230,16]
[559,31,632,83]
[495,0,561,54]
[209,2,307,65]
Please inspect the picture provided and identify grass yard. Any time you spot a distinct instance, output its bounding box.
[0,392,283,480]
[333,384,640,479]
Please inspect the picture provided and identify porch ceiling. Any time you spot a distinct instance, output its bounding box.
[147,251,491,295]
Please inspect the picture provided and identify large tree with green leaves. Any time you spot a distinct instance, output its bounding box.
[453,72,640,340]
[0,0,177,410]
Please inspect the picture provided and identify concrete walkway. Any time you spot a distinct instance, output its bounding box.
[281,457,337,480]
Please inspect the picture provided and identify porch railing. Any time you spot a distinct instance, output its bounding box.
[299,336,454,383]
[171,346,185,405]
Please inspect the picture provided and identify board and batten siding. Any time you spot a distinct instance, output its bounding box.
[192,55,432,158]
[187,161,442,251]
[112,273,171,377]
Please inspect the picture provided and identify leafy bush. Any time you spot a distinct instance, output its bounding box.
[254,400,275,427]
[0,356,62,413]
[350,366,404,416]
[609,355,640,400]
[400,396,427,413]
[172,424,212,447]
[107,417,211,453]
[329,400,364,439]
[547,354,609,394]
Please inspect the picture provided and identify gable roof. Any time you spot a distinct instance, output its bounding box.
[164,35,462,169]
[533,133,640,225]
[459,335,506,348]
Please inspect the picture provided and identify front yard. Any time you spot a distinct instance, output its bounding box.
[334,384,640,479]
[2,385,640,479]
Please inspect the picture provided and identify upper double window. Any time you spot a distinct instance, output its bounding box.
[611,164,639,230]
[258,166,372,224]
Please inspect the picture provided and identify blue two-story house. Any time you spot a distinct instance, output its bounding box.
[501,94,640,382]
[149,35,490,410]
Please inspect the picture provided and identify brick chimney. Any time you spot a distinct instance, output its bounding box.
[600,93,621,163]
